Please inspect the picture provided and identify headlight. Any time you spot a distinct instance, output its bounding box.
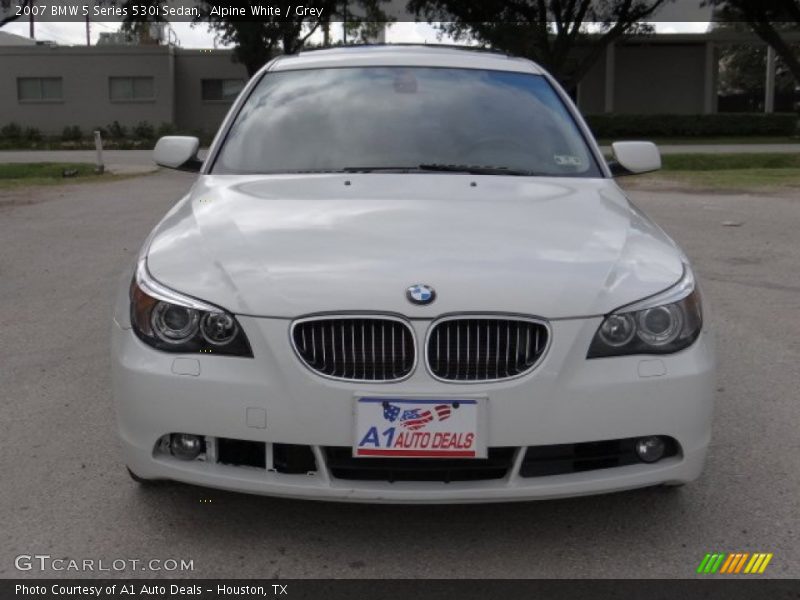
[588,265,702,358]
[130,259,253,357]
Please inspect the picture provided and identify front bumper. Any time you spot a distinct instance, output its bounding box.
[111,315,715,504]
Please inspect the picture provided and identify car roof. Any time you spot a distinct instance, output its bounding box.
[268,44,544,75]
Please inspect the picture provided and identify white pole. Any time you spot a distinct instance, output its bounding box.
[94,130,105,174]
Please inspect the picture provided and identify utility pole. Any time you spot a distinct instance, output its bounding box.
[764,45,776,114]
[85,15,91,46]
[342,0,348,44]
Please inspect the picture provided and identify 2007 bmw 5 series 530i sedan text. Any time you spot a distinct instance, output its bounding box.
[111,45,715,503]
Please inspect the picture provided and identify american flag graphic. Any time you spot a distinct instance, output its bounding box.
[383,403,401,422]
[387,404,453,430]
[434,404,452,420]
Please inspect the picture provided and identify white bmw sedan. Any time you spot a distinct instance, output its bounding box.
[111,45,715,503]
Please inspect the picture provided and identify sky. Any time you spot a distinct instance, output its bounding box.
[2,20,711,48]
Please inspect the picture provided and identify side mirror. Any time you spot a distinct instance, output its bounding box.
[608,141,661,177]
[153,136,202,172]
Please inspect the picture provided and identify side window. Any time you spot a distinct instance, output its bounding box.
[109,77,155,101]
[201,79,245,102]
[17,77,63,101]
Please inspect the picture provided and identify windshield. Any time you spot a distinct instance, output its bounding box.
[212,66,602,178]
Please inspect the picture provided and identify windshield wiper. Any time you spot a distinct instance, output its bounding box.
[295,165,540,175]
[341,166,420,173]
[417,163,538,176]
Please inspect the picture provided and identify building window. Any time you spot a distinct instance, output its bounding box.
[17,77,63,101]
[109,76,155,101]
[201,79,244,102]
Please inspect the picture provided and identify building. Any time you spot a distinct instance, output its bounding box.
[0,39,248,135]
[0,30,797,137]
[578,31,800,115]
[0,30,37,46]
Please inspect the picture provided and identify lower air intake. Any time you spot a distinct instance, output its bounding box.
[519,437,679,477]
[324,447,515,482]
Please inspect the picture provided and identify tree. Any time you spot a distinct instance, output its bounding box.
[195,1,331,76]
[407,0,672,89]
[708,0,800,85]
[196,0,389,77]
[118,0,168,45]
[0,0,33,29]
[712,21,797,99]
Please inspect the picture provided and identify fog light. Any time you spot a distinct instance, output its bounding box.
[635,436,666,463]
[170,433,205,460]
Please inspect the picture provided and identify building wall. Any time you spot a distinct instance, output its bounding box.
[0,36,749,136]
[576,50,607,115]
[0,45,174,134]
[173,50,248,134]
[613,43,708,114]
[577,41,710,115]
[0,45,247,136]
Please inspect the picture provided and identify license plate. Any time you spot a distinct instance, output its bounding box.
[354,398,484,458]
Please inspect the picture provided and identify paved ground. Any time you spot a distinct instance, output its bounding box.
[1,172,798,579]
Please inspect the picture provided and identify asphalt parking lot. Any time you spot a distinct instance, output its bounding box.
[1,170,798,579]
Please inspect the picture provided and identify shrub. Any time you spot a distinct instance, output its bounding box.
[61,125,83,142]
[107,120,127,139]
[132,120,155,140]
[1,122,23,140]
[585,113,799,139]
[156,122,177,137]
[24,127,42,142]
[191,129,214,146]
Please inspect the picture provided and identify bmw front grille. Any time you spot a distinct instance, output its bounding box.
[291,315,548,383]
[426,317,549,382]
[291,316,416,382]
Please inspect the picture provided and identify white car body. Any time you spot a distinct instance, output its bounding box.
[111,46,715,503]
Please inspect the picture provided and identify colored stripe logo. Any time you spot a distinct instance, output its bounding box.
[697,552,773,574]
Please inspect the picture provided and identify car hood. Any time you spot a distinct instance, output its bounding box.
[146,174,684,319]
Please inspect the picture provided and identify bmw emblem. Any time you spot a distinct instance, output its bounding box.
[407,284,436,305]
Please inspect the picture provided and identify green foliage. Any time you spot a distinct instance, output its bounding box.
[196,0,390,76]
[1,122,23,140]
[156,122,178,137]
[407,0,668,87]
[0,120,209,149]
[107,121,128,139]
[587,113,799,138]
[712,21,799,96]
[132,121,156,140]
[61,125,83,142]
[0,162,114,188]
[0,162,100,180]
[24,127,42,142]
[118,0,167,44]
[708,0,800,85]
[661,152,800,171]
[627,152,800,190]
